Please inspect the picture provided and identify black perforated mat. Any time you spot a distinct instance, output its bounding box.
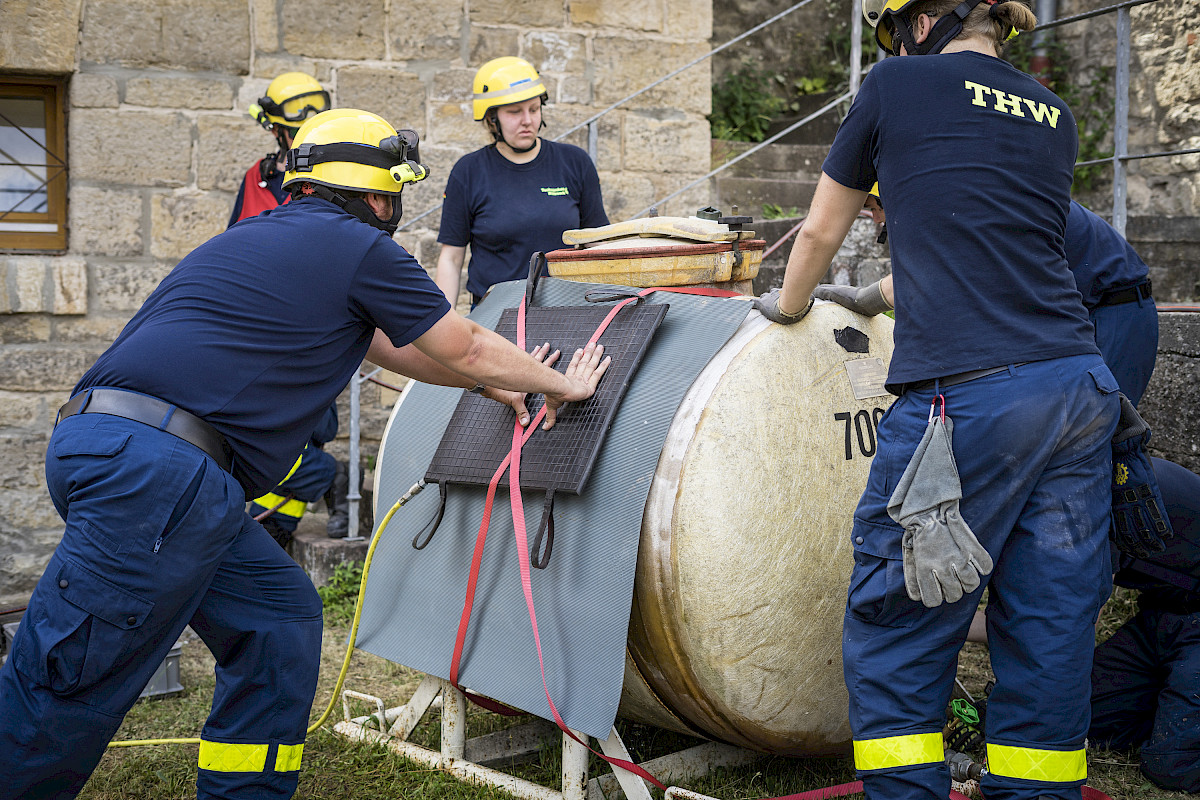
[425,302,668,493]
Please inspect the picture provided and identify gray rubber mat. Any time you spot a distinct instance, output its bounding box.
[356,277,751,739]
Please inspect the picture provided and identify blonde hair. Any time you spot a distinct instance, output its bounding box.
[909,0,1037,51]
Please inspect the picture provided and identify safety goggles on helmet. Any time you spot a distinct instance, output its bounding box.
[285,130,428,190]
[250,89,331,130]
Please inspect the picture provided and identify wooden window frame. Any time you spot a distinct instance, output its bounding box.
[0,76,68,252]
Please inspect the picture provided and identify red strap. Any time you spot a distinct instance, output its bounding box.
[448,293,667,790]
[234,161,289,222]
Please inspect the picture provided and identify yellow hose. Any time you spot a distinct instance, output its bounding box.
[108,482,421,748]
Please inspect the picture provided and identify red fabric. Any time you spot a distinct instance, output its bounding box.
[234,161,287,223]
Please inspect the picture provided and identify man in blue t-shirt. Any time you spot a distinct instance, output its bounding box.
[0,109,610,800]
[435,56,608,307]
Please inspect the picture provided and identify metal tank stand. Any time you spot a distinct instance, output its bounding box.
[332,673,762,800]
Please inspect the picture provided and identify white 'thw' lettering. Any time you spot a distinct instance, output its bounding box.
[963,80,1062,128]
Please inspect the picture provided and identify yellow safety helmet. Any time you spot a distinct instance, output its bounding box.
[873,0,1005,56]
[283,109,429,233]
[472,57,548,121]
[250,72,331,131]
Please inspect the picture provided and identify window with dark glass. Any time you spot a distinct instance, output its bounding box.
[0,77,67,251]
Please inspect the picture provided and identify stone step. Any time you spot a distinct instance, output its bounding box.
[288,483,374,588]
[711,176,820,223]
[711,140,830,180]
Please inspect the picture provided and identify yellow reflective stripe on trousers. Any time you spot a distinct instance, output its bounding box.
[275,743,304,772]
[198,741,304,773]
[853,732,943,771]
[987,743,1087,783]
[198,740,268,772]
[252,492,307,519]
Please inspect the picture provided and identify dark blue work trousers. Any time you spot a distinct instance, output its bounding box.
[1090,602,1200,793]
[843,355,1120,800]
[1090,294,1158,406]
[0,414,323,799]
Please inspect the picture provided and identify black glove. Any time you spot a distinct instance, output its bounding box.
[1111,393,1173,558]
[753,288,813,325]
[813,280,893,317]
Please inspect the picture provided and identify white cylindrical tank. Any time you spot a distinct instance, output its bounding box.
[616,303,894,755]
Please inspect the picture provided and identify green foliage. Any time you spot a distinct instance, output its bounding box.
[317,560,364,626]
[762,203,801,219]
[1005,36,1113,192]
[709,60,786,142]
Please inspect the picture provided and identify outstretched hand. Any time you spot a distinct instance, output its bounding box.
[543,342,610,430]
[481,342,560,427]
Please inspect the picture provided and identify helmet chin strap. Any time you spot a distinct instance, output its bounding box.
[303,182,403,234]
[488,111,545,154]
[892,0,985,55]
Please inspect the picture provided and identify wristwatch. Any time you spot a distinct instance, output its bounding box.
[469,383,487,394]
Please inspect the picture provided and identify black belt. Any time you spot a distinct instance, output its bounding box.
[901,363,1028,394]
[58,388,233,472]
[1096,280,1152,307]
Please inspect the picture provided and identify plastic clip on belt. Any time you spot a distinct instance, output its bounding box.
[448,286,746,791]
[57,388,232,472]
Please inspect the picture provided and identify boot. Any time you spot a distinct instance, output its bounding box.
[325,460,350,539]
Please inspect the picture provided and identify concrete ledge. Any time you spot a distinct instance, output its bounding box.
[289,516,370,589]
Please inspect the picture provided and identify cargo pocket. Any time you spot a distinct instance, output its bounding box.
[846,521,919,629]
[1088,364,1119,395]
[16,557,153,698]
[52,428,132,459]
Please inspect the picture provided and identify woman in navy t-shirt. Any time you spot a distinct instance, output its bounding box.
[753,2,1121,798]
[435,57,609,307]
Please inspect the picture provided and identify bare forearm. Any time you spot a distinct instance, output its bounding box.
[780,173,867,314]
[435,245,466,305]
[441,325,573,396]
[780,227,843,313]
[366,330,475,388]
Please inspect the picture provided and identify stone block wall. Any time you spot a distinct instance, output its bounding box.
[0,0,714,607]
[1053,0,1200,301]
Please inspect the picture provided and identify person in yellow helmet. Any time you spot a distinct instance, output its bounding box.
[228,72,331,226]
[0,108,610,800]
[434,56,609,307]
[225,73,348,544]
[752,0,1128,798]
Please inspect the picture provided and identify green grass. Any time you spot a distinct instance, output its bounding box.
[77,592,1185,800]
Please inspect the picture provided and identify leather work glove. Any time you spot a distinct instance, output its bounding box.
[1111,392,1173,558]
[753,288,814,325]
[887,415,994,608]
[813,280,893,317]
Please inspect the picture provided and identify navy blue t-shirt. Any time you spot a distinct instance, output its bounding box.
[823,52,1099,387]
[438,140,609,298]
[1065,200,1149,308]
[78,197,451,496]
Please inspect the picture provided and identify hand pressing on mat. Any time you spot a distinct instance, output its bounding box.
[543,342,611,430]
[481,342,560,427]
